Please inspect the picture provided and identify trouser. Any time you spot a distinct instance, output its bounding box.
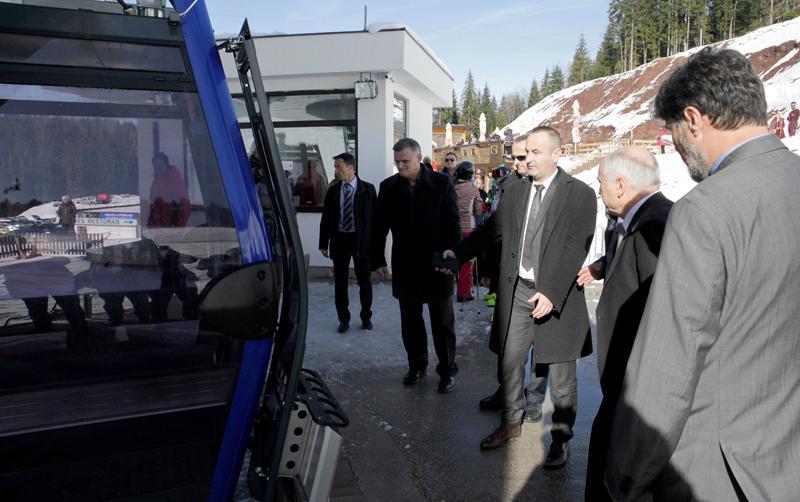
[501,279,577,443]
[24,295,88,332]
[332,231,372,323]
[398,296,457,378]
[585,393,617,501]
[457,230,474,299]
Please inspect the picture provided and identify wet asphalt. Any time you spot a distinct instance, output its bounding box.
[303,277,603,502]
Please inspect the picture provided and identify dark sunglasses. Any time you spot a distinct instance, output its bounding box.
[444,157,456,162]
[514,155,526,161]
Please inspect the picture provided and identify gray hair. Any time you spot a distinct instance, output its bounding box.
[393,137,421,154]
[654,47,767,129]
[603,148,660,189]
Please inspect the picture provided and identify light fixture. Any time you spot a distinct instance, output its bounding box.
[354,72,378,100]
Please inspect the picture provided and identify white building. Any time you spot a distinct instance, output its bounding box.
[220,26,453,268]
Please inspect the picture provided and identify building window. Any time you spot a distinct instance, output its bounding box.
[234,90,357,212]
[393,94,407,143]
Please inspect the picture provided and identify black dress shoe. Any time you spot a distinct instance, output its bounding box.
[438,376,455,393]
[523,403,542,423]
[361,319,373,330]
[479,391,503,411]
[402,369,425,386]
[337,322,349,333]
[479,424,522,450]
[543,441,570,469]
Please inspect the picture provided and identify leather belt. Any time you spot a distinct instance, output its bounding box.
[517,277,536,289]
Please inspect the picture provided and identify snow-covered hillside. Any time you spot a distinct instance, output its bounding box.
[575,135,800,263]
[505,16,800,142]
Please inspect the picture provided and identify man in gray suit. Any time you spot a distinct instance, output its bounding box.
[605,47,800,500]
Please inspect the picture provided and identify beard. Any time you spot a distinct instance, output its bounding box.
[674,125,708,183]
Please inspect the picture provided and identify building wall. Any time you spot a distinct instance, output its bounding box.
[221,29,451,268]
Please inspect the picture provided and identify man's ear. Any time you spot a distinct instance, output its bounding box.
[682,106,704,136]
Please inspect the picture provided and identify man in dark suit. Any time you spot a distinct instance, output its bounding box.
[605,48,800,500]
[372,138,461,393]
[444,127,595,465]
[576,147,673,500]
[319,152,377,333]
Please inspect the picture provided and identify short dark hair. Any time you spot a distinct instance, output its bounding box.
[333,152,357,174]
[152,152,170,165]
[529,126,562,149]
[654,47,767,129]
[443,151,457,159]
[393,137,421,154]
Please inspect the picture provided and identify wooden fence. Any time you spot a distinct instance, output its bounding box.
[0,233,104,259]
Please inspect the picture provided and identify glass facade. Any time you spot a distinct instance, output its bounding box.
[236,91,357,211]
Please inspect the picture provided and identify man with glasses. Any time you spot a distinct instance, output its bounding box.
[441,151,458,177]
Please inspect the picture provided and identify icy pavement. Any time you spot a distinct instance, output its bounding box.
[304,278,603,502]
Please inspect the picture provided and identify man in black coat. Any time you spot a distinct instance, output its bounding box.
[443,127,595,464]
[577,147,672,500]
[319,152,377,333]
[372,138,461,393]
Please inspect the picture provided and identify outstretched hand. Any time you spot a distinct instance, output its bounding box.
[577,261,604,287]
[374,266,389,279]
[436,250,457,275]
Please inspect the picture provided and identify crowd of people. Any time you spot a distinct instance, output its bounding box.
[318,47,800,500]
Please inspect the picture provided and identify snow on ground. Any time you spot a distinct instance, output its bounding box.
[20,194,140,221]
[575,134,800,262]
[504,16,800,140]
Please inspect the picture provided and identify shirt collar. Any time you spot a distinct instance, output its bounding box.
[532,168,558,190]
[341,176,357,190]
[710,134,771,174]
[621,191,658,232]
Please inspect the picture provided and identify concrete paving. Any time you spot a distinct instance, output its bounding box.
[304,278,603,502]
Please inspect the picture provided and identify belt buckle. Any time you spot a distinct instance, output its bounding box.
[518,277,535,289]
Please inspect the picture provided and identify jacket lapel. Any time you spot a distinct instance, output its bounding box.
[536,169,570,268]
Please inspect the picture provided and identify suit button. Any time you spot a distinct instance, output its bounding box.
[511,253,516,258]
[507,277,511,283]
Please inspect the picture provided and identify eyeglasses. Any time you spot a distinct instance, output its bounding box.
[514,155,526,161]
[444,158,457,162]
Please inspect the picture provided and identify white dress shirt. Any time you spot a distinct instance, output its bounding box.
[518,169,558,280]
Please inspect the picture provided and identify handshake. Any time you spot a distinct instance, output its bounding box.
[434,250,459,275]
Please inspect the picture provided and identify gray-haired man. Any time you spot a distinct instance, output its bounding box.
[577,147,673,500]
[605,47,800,500]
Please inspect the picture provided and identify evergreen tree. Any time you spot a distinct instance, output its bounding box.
[527,78,541,108]
[450,89,459,124]
[540,68,551,97]
[480,83,497,135]
[549,66,565,94]
[460,70,479,138]
[497,91,527,128]
[593,22,621,78]
[568,34,594,86]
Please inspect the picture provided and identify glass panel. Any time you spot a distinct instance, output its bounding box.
[0,33,186,73]
[0,83,242,435]
[268,93,355,123]
[272,125,355,209]
[393,94,407,142]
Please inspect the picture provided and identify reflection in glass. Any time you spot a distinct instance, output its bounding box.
[274,126,355,209]
[0,82,243,436]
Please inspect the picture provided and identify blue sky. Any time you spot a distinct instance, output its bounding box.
[203,0,610,101]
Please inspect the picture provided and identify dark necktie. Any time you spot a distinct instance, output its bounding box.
[604,221,625,268]
[521,184,544,271]
[342,183,355,232]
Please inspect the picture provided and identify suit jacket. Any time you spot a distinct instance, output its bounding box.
[319,177,377,261]
[595,191,673,395]
[606,134,800,501]
[455,167,596,363]
[372,165,460,302]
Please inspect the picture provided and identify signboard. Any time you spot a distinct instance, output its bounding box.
[76,212,138,227]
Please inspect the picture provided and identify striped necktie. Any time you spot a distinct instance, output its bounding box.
[342,183,355,232]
